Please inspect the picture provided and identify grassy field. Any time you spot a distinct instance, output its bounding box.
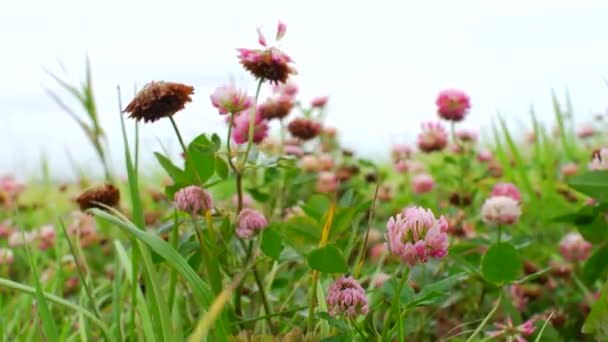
[1,21,608,342]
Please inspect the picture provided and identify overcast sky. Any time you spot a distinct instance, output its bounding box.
[2,0,608,179]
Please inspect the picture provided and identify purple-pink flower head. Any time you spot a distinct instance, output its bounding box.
[310,96,329,109]
[559,232,592,262]
[481,196,521,226]
[435,89,471,122]
[417,121,448,153]
[411,173,434,194]
[491,182,522,202]
[174,186,214,216]
[237,22,296,85]
[487,317,536,342]
[210,84,253,115]
[326,276,369,318]
[236,208,268,239]
[271,78,299,98]
[276,21,287,41]
[386,206,449,266]
[455,129,478,143]
[391,144,413,162]
[231,108,270,145]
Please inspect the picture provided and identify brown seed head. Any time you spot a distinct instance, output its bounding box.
[239,48,295,85]
[123,81,194,123]
[76,184,120,212]
[259,98,294,120]
[287,118,322,140]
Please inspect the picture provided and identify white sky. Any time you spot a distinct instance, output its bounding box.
[2,0,608,178]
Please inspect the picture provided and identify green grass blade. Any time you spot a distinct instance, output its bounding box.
[0,278,113,341]
[20,230,59,342]
[114,241,156,342]
[497,114,534,197]
[58,219,101,319]
[92,209,228,340]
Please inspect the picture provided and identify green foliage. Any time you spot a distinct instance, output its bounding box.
[307,245,348,273]
[481,243,522,285]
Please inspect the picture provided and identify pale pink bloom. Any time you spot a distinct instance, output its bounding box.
[394,160,408,173]
[284,144,303,156]
[232,109,269,144]
[276,20,287,41]
[327,276,369,318]
[477,149,493,162]
[310,96,329,108]
[373,273,390,288]
[210,84,253,115]
[0,220,13,238]
[487,317,536,342]
[561,163,579,177]
[435,89,471,122]
[577,124,596,139]
[417,121,448,153]
[406,160,426,174]
[386,206,449,266]
[316,172,338,193]
[67,211,98,248]
[491,182,522,202]
[231,194,253,208]
[481,196,521,225]
[174,186,214,215]
[0,175,25,204]
[323,126,337,138]
[559,232,592,262]
[8,231,35,247]
[300,155,319,172]
[391,144,413,161]
[369,242,388,263]
[37,225,56,251]
[510,285,528,311]
[412,174,434,194]
[0,248,14,265]
[589,148,608,170]
[236,209,268,239]
[456,129,478,142]
[318,154,334,171]
[256,27,267,46]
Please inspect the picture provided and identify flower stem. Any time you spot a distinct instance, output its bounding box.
[450,121,466,206]
[169,116,203,185]
[241,79,264,170]
[497,225,503,244]
[381,267,410,342]
[354,182,380,278]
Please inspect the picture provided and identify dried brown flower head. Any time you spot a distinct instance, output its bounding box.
[288,118,322,140]
[123,81,194,123]
[449,192,473,207]
[259,98,294,120]
[237,48,296,85]
[76,184,120,212]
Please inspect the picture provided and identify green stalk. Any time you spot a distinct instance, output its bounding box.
[169,116,203,185]
[466,292,502,342]
[381,267,410,342]
[240,79,264,170]
[0,278,114,341]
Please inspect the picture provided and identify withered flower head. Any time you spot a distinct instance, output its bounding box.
[259,97,294,120]
[449,192,472,207]
[76,184,120,212]
[123,81,194,123]
[287,118,322,140]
